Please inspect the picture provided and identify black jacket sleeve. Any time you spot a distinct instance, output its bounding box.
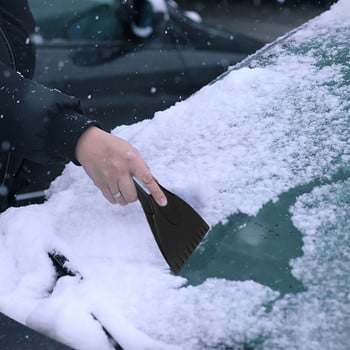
[0,60,101,165]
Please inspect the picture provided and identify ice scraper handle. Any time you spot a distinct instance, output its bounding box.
[133,178,180,224]
[133,178,153,215]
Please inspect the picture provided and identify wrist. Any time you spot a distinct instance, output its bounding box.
[75,126,103,165]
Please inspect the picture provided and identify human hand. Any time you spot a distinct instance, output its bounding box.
[75,126,167,206]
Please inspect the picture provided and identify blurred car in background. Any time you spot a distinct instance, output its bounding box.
[29,0,263,131]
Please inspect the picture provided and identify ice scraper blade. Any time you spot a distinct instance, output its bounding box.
[134,179,209,275]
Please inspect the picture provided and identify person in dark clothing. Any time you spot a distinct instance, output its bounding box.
[0,0,167,213]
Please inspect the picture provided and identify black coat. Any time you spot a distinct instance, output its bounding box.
[0,1,100,212]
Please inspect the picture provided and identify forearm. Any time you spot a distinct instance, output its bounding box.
[0,60,100,165]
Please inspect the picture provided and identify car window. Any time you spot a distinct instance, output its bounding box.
[28,0,127,41]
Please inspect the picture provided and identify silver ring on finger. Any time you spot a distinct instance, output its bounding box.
[112,191,122,200]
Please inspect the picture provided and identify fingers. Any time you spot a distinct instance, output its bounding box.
[106,183,130,206]
[109,189,126,205]
[106,173,166,207]
[107,175,167,207]
[108,172,138,206]
[137,173,167,207]
[101,185,124,205]
[125,148,167,206]
[119,175,137,203]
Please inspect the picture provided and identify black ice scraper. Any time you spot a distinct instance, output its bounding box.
[134,179,210,274]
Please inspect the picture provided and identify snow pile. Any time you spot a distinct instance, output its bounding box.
[0,0,349,349]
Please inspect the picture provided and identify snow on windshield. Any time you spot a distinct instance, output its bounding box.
[0,1,349,349]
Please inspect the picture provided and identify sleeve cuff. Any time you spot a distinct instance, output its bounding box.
[46,112,102,165]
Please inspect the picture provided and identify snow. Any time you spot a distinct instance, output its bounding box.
[1,0,350,349]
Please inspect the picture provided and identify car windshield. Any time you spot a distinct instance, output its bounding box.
[0,1,349,349]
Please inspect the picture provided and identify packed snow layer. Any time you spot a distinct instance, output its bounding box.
[1,0,350,349]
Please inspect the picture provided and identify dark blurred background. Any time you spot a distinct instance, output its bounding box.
[176,0,336,43]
